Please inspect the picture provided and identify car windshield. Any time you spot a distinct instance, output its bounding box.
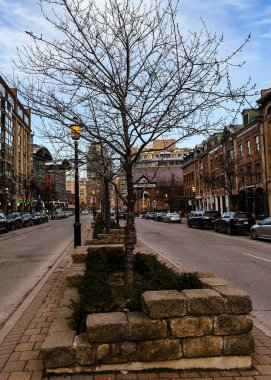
[6,214,13,220]
[0,214,5,220]
[205,211,219,217]
[234,213,248,218]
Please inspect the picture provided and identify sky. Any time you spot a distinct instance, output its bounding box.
[0,0,270,149]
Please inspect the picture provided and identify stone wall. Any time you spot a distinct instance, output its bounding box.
[42,230,254,375]
[85,226,125,246]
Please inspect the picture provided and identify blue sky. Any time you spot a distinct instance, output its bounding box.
[0,0,270,148]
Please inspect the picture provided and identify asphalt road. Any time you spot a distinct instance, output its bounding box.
[0,215,90,327]
[135,217,271,335]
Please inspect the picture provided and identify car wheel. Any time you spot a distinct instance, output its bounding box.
[10,224,14,231]
[188,223,191,228]
[250,229,258,240]
[226,225,232,235]
[214,224,219,232]
[199,222,204,230]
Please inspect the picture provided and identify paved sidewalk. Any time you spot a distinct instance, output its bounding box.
[0,238,271,379]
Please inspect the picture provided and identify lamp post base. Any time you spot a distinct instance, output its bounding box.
[73,222,81,248]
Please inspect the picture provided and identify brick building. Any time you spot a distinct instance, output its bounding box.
[0,76,31,213]
[257,89,271,215]
[182,109,266,217]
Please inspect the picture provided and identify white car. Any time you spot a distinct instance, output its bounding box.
[164,212,181,223]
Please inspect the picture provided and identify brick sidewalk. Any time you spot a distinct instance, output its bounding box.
[0,239,271,379]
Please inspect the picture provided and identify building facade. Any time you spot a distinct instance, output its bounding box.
[132,140,190,214]
[183,109,266,217]
[0,76,31,213]
[257,89,271,215]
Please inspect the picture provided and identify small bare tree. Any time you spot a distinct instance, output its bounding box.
[14,0,255,291]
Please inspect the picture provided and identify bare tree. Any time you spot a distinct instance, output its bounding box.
[14,0,255,291]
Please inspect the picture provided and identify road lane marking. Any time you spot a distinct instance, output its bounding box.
[241,252,271,263]
[177,233,185,236]
[15,236,26,241]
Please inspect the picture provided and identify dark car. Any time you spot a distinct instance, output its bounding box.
[0,213,9,233]
[118,211,127,220]
[6,212,23,230]
[250,217,271,241]
[19,212,33,227]
[31,212,44,224]
[214,211,251,235]
[187,210,221,229]
[51,211,65,220]
[40,212,49,223]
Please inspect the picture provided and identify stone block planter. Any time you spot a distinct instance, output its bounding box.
[42,223,253,375]
[42,277,254,375]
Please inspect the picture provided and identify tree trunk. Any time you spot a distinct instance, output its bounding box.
[124,164,136,293]
[103,178,111,233]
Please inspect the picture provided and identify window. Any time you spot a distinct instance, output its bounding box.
[246,140,251,156]
[238,144,243,158]
[255,135,260,152]
[227,149,234,160]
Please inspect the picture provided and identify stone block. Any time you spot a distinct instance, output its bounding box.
[223,333,254,355]
[183,289,224,315]
[42,331,76,368]
[136,339,182,361]
[87,312,129,342]
[97,234,109,239]
[72,246,89,263]
[170,316,212,337]
[97,341,137,364]
[66,264,85,287]
[75,333,95,365]
[183,336,223,358]
[142,290,186,318]
[127,311,167,341]
[89,244,124,252]
[214,314,253,336]
[212,285,252,313]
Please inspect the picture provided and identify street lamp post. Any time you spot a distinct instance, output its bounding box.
[70,119,81,248]
[114,179,119,224]
[92,190,96,220]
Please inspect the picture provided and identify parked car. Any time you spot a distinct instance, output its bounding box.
[118,211,127,220]
[19,212,33,227]
[250,217,271,241]
[153,212,166,222]
[31,212,44,224]
[187,210,221,229]
[6,212,23,230]
[51,211,65,220]
[0,212,9,233]
[81,210,88,215]
[40,212,49,223]
[163,212,181,223]
[214,211,251,235]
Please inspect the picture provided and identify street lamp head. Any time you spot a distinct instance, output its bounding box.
[70,117,81,140]
[192,186,196,193]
